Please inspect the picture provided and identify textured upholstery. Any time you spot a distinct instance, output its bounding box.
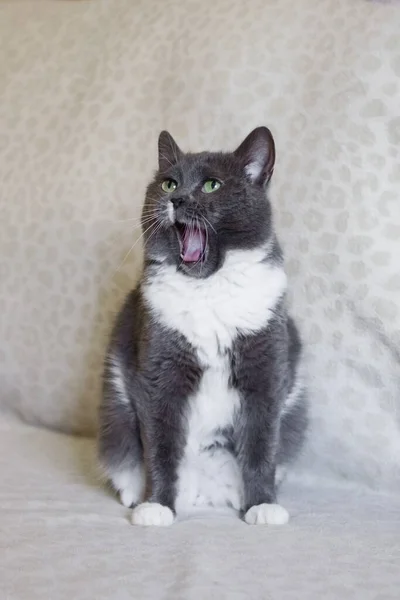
[0,0,399,495]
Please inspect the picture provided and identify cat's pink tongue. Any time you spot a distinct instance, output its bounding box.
[181,226,205,262]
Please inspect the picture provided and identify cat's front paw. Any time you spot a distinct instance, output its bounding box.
[131,502,175,527]
[244,503,289,525]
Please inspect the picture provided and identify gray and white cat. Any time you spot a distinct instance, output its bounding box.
[98,127,307,526]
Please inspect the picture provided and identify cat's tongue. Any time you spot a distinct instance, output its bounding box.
[181,225,206,262]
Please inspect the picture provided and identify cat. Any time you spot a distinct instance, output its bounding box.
[98,126,308,526]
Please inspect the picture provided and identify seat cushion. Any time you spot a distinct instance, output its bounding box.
[1,420,399,599]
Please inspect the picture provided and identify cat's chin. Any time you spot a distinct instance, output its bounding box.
[177,245,217,279]
[178,254,213,279]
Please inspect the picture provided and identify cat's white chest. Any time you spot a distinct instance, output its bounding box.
[143,247,287,512]
[144,247,287,364]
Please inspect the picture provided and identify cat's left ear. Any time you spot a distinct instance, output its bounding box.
[234,127,275,187]
[158,130,183,172]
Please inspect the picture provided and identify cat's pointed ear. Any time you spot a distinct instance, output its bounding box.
[234,127,275,187]
[158,131,183,172]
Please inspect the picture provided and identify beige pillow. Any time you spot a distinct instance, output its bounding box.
[0,0,399,488]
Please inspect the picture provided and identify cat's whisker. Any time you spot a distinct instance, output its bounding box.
[108,209,157,222]
[112,215,157,225]
[141,205,159,212]
[143,220,163,249]
[108,222,158,241]
[115,220,158,272]
[112,218,142,223]
[202,215,216,235]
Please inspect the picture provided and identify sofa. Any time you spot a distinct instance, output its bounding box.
[1,0,399,598]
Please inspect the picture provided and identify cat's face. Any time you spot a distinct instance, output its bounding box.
[142,127,276,278]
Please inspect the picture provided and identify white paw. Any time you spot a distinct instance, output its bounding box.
[244,503,289,525]
[131,502,175,527]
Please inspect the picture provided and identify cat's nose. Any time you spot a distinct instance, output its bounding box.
[171,197,184,209]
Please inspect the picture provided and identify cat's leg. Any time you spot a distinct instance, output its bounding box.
[236,402,289,526]
[130,400,187,527]
[98,356,145,508]
[275,319,308,487]
[233,327,290,526]
[109,464,145,509]
[274,465,287,487]
[131,346,202,527]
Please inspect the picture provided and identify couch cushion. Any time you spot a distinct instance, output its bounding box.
[0,0,399,488]
[1,420,399,599]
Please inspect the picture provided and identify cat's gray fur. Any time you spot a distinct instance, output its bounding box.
[98,127,307,526]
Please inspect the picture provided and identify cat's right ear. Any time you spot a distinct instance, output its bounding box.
[158,131,183,172]
[234,127,275,187]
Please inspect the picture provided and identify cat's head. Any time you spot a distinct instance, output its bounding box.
[142,126,276,278]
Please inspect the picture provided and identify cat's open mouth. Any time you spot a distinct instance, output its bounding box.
[175,222,207,263]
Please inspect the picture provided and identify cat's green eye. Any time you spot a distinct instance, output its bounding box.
[161,179,178,193]
[202,179,221,194]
